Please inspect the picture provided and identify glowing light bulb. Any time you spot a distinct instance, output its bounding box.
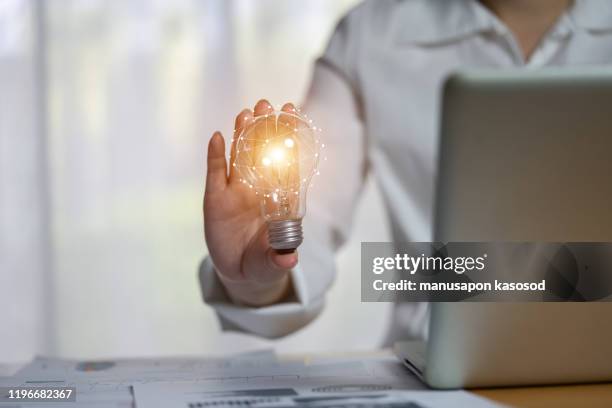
[234,110,321,251]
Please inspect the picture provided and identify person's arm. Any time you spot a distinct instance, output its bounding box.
[200,10,367,338]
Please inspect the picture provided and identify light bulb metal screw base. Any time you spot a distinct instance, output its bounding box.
[268,219,303,251]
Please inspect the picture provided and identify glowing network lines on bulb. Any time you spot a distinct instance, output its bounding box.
[232,109,323,226]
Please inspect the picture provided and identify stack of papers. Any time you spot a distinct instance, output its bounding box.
[0,351,501,407]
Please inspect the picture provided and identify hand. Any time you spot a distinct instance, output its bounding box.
[204,100,299,306]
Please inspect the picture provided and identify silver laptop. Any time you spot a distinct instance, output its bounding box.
[395,69,612,389]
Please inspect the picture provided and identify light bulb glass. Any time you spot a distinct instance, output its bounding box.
[234,110,320,250]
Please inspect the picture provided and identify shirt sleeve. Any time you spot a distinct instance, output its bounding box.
[199,9,367,339]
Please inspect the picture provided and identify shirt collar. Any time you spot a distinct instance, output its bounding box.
[394,0,495,45]
[394,0,612,46]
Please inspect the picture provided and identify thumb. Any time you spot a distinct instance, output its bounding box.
[205,132,228,193]
[268,249,298,270]
[245,225,299,282]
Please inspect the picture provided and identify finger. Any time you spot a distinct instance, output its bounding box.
[205,132,228,193]
[235,108,253,135]
[244,223,297,283]
[278,102,298,136]
[253,99,274,117]
[281,102,296,113]
[251,100,276,175]
[252,246,297,283]
[269,249,298,270]
[229,109,253,182]
[254,100,275,136]
[276,102,301,200]
[281,102,297,115]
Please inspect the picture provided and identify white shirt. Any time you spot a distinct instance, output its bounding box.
[200,0,612,341]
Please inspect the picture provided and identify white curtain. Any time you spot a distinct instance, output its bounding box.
[0,0,390,363]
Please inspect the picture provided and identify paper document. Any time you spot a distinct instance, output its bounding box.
[132,356,502,408]
[133,375,500,408]
[14,349,278,379]
[1,350,278,407]
[1,352,502,408]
